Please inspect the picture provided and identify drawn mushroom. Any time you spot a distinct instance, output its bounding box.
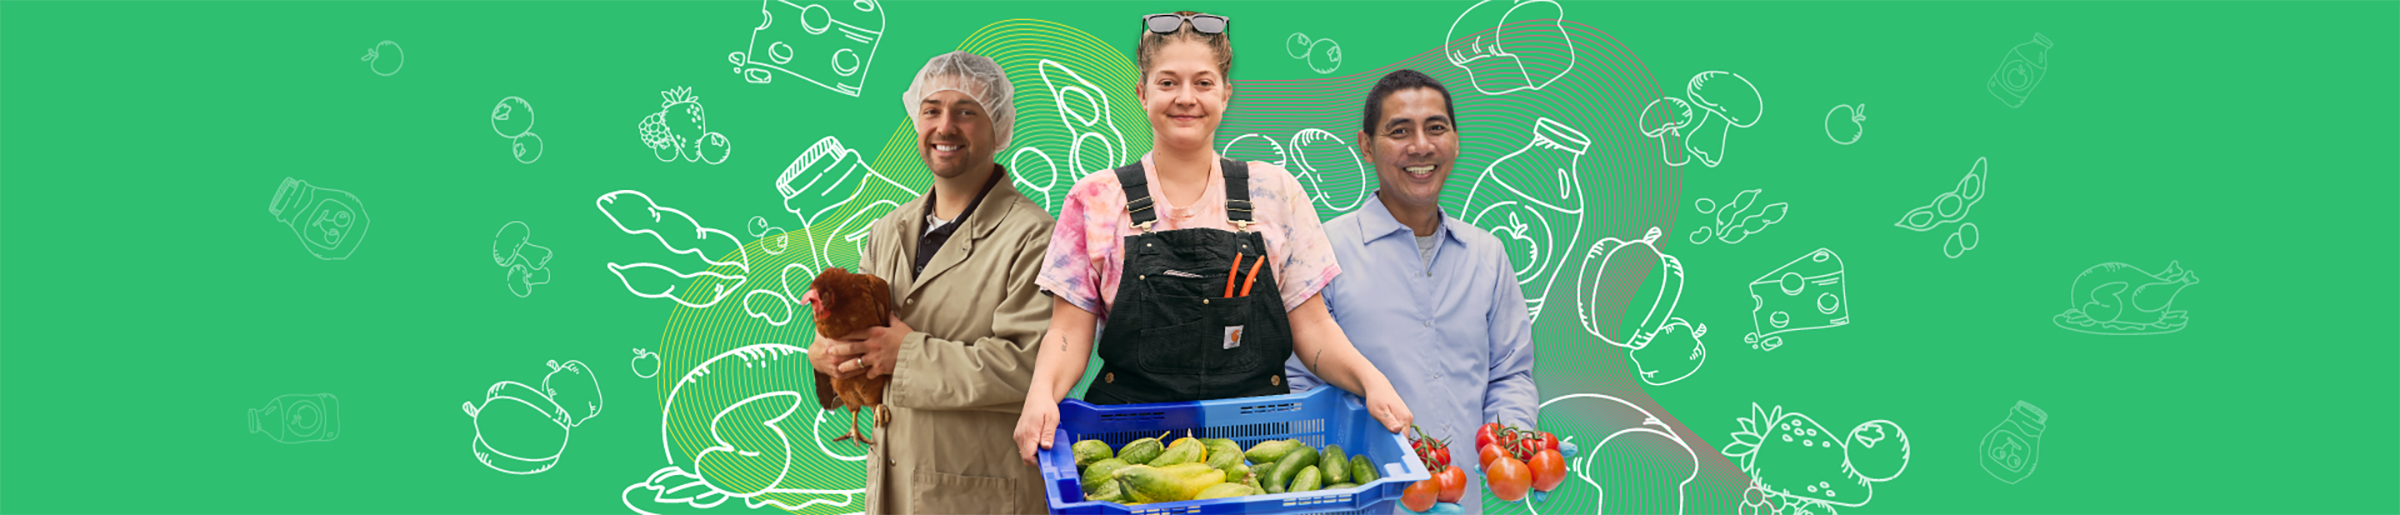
[1684,71,1763,168]
[1639,97,1694,167]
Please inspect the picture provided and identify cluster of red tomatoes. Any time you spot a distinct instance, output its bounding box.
[1400,425,1465,512]
[1400,423,1570,511]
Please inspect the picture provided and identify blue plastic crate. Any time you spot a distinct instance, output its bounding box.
[1041,386,1431,515]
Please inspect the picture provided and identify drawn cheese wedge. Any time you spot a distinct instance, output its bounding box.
[1744,248,1850,351]
[727,0,885,98]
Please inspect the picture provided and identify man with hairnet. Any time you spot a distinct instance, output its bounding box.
[807,50,1056,514]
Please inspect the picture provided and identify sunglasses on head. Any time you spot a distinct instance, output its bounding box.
[1144,12,1228,35]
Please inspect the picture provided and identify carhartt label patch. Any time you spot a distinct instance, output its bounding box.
[1224,326,1244,349]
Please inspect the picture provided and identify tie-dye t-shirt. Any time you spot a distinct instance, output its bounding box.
[1037,153,1341,321]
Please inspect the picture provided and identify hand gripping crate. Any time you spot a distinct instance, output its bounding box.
[1040,386,1431,515]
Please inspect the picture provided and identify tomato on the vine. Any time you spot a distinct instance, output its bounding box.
[1475,422,1502,451]
[1516,435,1543,461]
[1487,456,1532,502]
[1532,431,1560,452]
[1479,443,1507,470]
[1528,449,1566,492]
[1431,446,1452,468]
[1435,465,1468,503]
[1402,478,1439,512]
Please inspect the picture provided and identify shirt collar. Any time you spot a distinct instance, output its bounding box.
[919,164,1005,230]
[1360,189,1461,246]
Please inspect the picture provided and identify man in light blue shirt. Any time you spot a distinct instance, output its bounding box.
[1285,70,1536,513]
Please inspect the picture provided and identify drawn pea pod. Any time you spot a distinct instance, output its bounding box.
[1895,157,1989,232]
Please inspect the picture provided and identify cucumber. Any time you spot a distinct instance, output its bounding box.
[1244,439,1300,464]
[1194,482,1253,500]
[1325,482,1357,490]
[1072,439,1114,468]
[1349,455,1379,483]
[1290,465,1322,492]
[1320,444,1349,484]
[1268,445,1318,493]
[1082,458,1131,490]
[1119,435,1166,465]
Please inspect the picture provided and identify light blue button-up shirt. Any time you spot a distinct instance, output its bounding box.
[1286,191,1537,511]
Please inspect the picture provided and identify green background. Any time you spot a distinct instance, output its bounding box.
[4,1,2397,514]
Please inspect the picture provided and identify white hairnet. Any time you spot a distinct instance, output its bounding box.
[902,51,1015,151]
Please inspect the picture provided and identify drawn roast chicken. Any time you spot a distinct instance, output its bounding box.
[802,267,894,445]
[2052,261,2200,335]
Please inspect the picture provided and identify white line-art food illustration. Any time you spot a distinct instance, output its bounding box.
[638,87,732,165]
[623,344,866,514]
[361,40,403,76]
[1446,0,1575,96]
[1576,227,1706,386]
[463,359,602,475]
[250,393,340,444]
[1288,128,1369,212]
[1284,32,1343,74]
[1824,104,1865,145]
[491,96,543,164]
[747,216,790,256]
[1894,156,1989,258]
[1688,188,1788,245]
[777,136,915,275]
[1989,33,2053,108]
[631,348,662,379]
[1980,401,2048,484]
[1641,71,1763,168]
[599,190,754,310]
[492,221,554,298]
[1743,248,1849,352]
[1028,59,1131,208]
[268,177,371,260]
[2052,261,2199,335]
[727,0,884,97]
[1464,118,1588,324]
[1724,403,1910,514]
[1536,393,1698,514]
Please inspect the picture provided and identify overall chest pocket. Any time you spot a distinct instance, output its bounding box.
[1134,293,1267,377]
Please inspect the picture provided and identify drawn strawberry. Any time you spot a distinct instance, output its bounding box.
[637,87,731,164]
[1723,404,1909,513]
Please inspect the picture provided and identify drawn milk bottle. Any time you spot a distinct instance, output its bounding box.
[1988,33,2053,108]
[1464,118,1589,322]
[268,177,370,260]
[1979,401,2047,484]
[250,393,341,444]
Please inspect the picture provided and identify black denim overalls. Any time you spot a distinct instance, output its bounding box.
[1083,159,1295,405]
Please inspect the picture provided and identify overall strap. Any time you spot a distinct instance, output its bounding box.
[1120,158,1254,230]
[1115,163,1156,229]
[1221,158,1253,226]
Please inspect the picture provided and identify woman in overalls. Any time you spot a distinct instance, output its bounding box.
[1014,11,1413,466]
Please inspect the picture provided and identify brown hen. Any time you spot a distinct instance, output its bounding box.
[805,267,894,446]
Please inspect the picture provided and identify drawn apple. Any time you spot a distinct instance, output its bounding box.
[1307,37,1343,74]
[631,348,661,379]
[1824,104,1865,145]
[362,40,404,77]
[511,132,543,164]
[491,97,535,139]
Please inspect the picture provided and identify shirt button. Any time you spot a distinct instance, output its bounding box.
[1271,375,1281,386]
[1105,372,1115,383]
[1424,320,1433,328]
